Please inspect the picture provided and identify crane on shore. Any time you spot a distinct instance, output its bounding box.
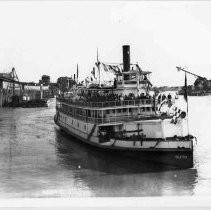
[0,68,23,106]
[176,66,210,96]
[176,66,207,80]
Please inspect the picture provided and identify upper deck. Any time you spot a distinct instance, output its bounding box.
[55,46,177,124]
[55,95,165,125]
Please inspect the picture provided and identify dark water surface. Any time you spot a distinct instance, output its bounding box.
[0,97,211,198]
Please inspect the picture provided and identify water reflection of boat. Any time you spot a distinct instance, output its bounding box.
[55,129,198,197]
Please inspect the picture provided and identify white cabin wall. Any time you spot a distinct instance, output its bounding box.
[141,121,163,138]
[124,121,163,138]
[163,119,188,138]
[59,112,99,138]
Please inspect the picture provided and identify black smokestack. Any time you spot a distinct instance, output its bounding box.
[123,45,130,72]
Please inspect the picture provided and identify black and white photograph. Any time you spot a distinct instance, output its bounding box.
[0,0,211,208]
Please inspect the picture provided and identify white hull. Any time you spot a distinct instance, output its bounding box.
[55,111,193,168]
[55,111,192,150]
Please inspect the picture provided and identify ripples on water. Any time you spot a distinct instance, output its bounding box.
[0,97,210,198]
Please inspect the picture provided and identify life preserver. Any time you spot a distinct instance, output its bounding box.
[158,99,173,112]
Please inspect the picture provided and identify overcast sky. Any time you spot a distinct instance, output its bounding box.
[0,1,211,86]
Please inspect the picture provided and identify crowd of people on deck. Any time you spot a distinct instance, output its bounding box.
[72,91,154,104]
[85,92,119,103]
[60,88,174,106]
[157,93,172,104]
[66,90,175,104]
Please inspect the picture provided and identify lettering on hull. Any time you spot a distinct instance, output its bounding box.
[175,155,188,159]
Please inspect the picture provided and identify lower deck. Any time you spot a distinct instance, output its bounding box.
[55,111,193,168]
[55,110,193,150]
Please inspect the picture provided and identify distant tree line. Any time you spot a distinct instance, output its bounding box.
[194,78,211,92]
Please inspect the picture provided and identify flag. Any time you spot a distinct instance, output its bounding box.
[136,64,142,72]
[101,63,120,74]
[102,63,108,72]
[116,66,121,73]
[109,65,117,73]
[91,67,96,78]
[184,72,188,102]
[109,65,113,72]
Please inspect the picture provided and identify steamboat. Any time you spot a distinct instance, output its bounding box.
[54,45,195,168]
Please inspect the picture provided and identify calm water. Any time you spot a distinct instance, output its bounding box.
[0,97,211,198]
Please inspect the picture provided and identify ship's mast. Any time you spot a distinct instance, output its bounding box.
[76,63,79,84]
[97,48,101,87]
[177,67,190,137]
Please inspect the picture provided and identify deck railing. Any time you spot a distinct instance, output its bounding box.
[58,107,160,124]
[57,97,154,108]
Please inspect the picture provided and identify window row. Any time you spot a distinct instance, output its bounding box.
[60,104,157,118]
